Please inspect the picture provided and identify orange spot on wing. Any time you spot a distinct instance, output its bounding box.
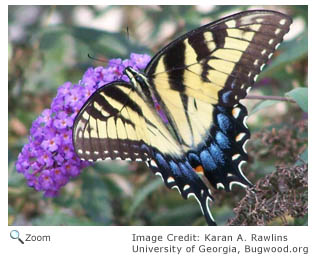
[194,165,204,175]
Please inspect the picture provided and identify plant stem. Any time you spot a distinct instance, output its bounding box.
[245,95,295,103]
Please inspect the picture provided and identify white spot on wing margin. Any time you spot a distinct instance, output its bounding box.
[236,160,252,187]
[187,194,215,223]
[172,185,182,195]
[229,181,248,190]
[155,172,164,183]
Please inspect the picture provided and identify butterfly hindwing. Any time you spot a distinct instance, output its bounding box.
[193,103,252,191]
[146,88,251,191]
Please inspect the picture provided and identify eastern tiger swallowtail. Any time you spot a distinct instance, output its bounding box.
[72,10,292,225]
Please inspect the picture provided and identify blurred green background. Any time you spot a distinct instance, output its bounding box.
[8,5,307,226]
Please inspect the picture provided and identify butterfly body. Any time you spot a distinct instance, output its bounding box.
[73,10,292,225]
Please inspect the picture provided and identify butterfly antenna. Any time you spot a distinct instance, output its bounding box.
[126,26,130,41]
[87,54,108,63]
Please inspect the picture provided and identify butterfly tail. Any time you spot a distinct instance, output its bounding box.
[146,150,217,226]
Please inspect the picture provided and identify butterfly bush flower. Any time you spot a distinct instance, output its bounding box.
[16,53,151,197]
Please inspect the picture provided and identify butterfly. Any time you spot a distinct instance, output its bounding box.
[72,10,292,225]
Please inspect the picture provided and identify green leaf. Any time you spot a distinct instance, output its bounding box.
[294,214,308,226]
[69,26,151,58]
[250,100,280,115]
[93,161,131,175]
[36,25,152,73]
[32,211,98,226]
[300,148,308,162]
[286,87,308,112]
[296,148,308,165]
[260,31,308,78]
[151,203,200,226]
[8,161,25,187]
[80,169,113,224]
[128,178,162,217]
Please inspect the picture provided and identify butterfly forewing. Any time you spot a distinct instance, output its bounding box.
[73,81,186,161]
[145,10,292,107]
[73,82,152,161]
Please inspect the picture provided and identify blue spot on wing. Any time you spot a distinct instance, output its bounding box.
[178,163,193,180]
[169,160,182,177]
[215,131,230,149]
[155,153,170,171]
[188,152,200,165]
[217,113,231,133]
[200,150,217,171]
[222,91,232,104]
[209,144,225,165]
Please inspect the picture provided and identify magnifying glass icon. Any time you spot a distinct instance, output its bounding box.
[10,230,24,244]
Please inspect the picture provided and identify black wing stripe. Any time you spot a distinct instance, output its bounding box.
[187,31,212,61]
[163,41,186,92]
[102,86,144,117]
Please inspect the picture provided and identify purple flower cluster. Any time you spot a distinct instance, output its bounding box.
[16,53,151,197]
